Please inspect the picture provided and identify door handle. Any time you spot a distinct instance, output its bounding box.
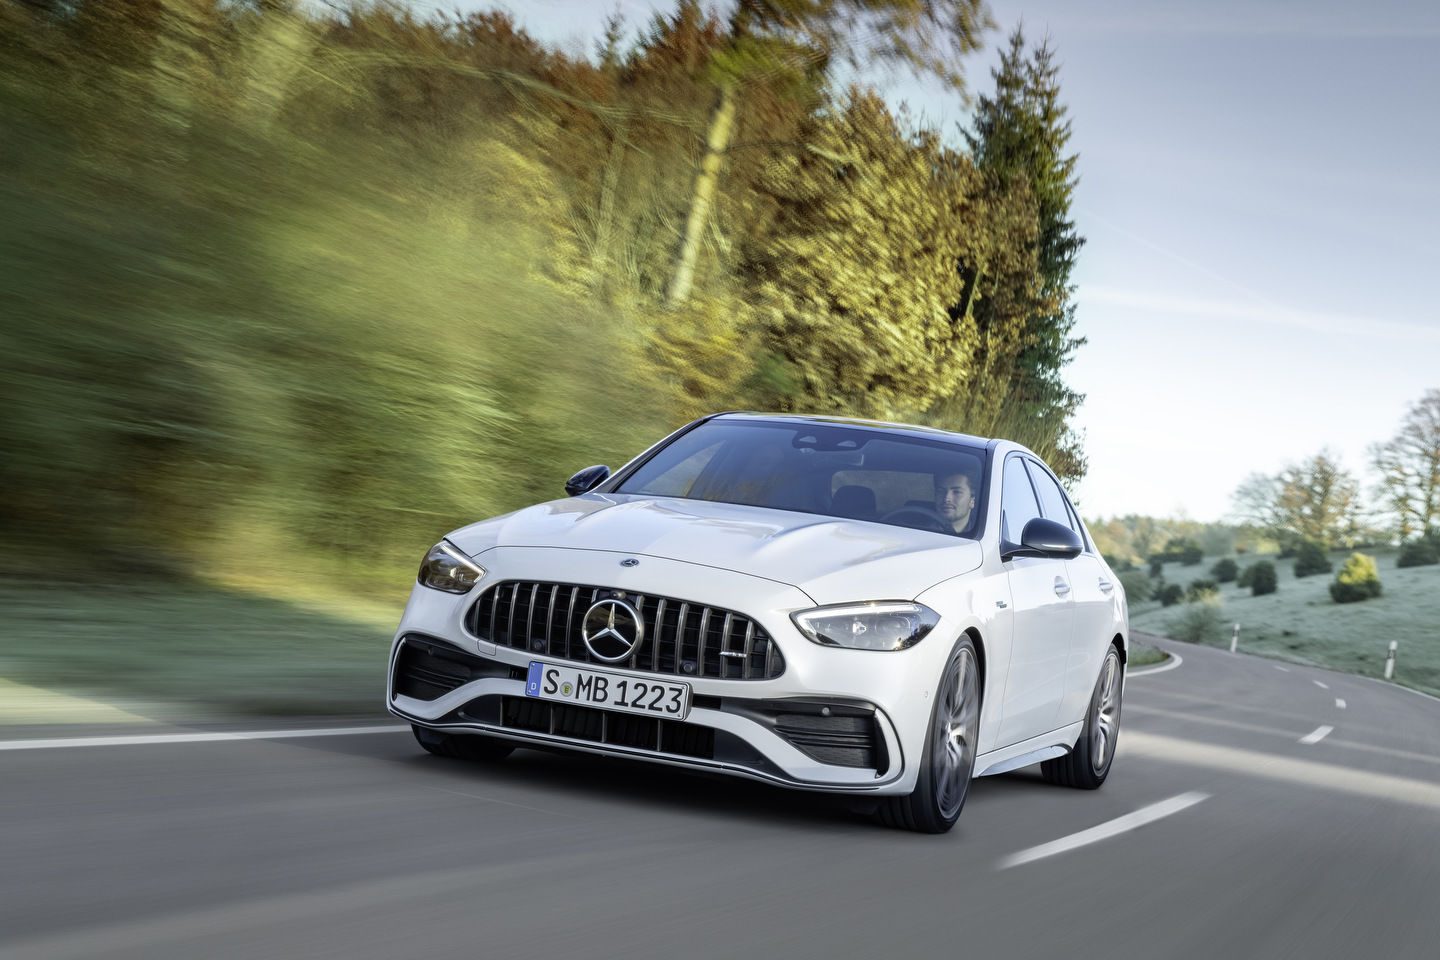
[1053,578,1070,597]
[1099,579,1114,594]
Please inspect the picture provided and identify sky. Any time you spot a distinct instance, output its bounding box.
[417,0,1440,521]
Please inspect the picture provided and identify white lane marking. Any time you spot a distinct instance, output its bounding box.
[1119,731,1440,811]
[0,725,409,752]
[1299,725,1334,745]
[1335,698,1347,710]
[1274,665,1290,672]
[1127,650,1183,677]
[998,792,1210,870]
[1313,680,1330,690]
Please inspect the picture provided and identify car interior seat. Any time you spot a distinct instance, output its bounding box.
[832,485,878,521]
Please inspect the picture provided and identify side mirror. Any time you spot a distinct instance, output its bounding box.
[564,464,611,497]
[1002,517,1083,561]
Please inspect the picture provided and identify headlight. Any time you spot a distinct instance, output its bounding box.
[417,541,486,594]
[791,602,940,651]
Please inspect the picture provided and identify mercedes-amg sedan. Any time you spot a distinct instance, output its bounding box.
[388,413,1128,832]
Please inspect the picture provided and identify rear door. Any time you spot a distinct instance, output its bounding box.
[996,454,1076,746]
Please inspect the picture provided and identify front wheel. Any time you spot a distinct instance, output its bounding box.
[1042,644,1122,789]
[878,637,981,833]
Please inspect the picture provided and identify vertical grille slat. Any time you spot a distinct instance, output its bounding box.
[506,582,520,647]
[472,581,783,680]
[742,620,755,680]
[673,603,689,677]
[651,598,666,672]
[564,587,579,659]
[545,584,559,655]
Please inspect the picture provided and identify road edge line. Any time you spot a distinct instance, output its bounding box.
[1127,650,1183,678]
[0,724,410,752]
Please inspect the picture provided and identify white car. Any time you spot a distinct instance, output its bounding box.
[388,413,1127,832]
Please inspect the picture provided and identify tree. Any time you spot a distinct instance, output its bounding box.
[1233,453,1361,551]
[927,27,1082,480]
[1370,389,1440,542]
[1275,451,1361,548]
[665,0,995,306]
[747,91,984,418]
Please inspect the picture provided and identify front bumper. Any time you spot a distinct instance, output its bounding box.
[387,547,956,795]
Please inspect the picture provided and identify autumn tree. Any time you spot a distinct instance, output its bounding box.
[1370,390,1440,542]
[746,92,984,418]
[666,0,995,306]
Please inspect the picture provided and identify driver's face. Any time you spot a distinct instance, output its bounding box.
[935,473,974,530]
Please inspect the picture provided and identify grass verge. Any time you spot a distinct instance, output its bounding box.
[0,577,396,721]
[1129,549,1440,698]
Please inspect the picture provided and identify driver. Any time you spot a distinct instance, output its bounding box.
[934,469,977,534]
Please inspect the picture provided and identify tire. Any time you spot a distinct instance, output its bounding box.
[412,724,515,762]
[878,637,981,833]
[1042,644,1122,789]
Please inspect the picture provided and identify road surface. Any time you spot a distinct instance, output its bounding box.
[3,635,1438,959]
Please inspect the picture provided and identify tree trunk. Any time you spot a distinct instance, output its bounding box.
[665,84,737,307]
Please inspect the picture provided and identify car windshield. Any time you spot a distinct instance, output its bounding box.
[615,420,987,538]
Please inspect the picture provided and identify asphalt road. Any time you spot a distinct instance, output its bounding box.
[3,635,1439,960]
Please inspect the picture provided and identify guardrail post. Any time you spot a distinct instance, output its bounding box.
[1385,640,1397,680]
[1231,623,1239,654]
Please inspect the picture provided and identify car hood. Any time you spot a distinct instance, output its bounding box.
[447,494,984,604]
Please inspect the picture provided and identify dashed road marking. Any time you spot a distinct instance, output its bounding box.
[1335,698,1346,710]
[0,725,410,752]
[997,792,1210,869]
[1313,680,1330,690]
[1299,725,1334,745]
[1274,665,1290,672]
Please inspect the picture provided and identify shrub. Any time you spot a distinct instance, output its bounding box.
[1248,561,1278,596]
[1104,553,1135,572]
[1170,595,1226,644]
[1158,583,1184,606]
[1293,541,1333,578]
[1397,540,1439,568]
[1148,557,1164,577]
[1236,563,1255,588]
[1212,558,1239,583]
[1118,569,1153,602]
[1185,578,1219,602]
[1330,552,1382,603]
[1149,537,1204,567]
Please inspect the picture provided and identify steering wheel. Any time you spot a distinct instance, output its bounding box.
[878,504,953,534]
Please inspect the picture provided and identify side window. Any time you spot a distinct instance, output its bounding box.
[1001,457,1042,544]
[1026,460,1080,535]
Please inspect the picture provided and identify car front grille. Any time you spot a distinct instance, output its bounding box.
[468,581,785,680]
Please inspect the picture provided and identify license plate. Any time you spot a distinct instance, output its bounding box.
[525,661,691,720]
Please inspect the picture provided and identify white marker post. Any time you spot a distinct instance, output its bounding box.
[1231,623,1239,654]
[1385,640,1397,680]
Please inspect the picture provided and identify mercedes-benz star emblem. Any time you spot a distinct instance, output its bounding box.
[620,558,640,567]
[581,598,645,662]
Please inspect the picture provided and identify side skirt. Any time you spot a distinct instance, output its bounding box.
[973,721,1083,777]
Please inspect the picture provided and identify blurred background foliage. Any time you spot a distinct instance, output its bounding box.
[0,0,1087,606]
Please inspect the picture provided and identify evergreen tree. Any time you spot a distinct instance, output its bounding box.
[955,26,1086,479]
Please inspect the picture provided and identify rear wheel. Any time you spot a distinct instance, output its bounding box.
[878,637,980,833]
[1042,644,1122,789]
[412,724,514,762]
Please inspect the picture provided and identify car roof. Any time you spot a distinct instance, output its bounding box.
[710,411,996,449]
